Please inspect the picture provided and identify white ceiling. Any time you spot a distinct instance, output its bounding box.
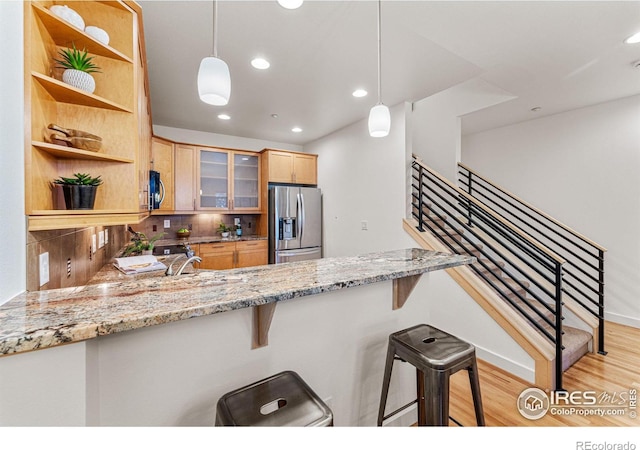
[139,0,640,145]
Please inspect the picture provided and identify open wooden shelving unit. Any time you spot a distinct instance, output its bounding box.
[24,0,151,231]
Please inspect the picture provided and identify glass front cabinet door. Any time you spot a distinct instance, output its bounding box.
[232,152,260,211]
[198,149,260,212]
[199,149,229,210]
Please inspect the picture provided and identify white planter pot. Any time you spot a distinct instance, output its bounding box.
[62,69,95,94]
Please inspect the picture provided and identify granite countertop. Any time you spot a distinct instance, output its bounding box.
[0,248,474,356]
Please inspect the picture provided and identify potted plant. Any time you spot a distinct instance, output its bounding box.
[218,223,231,238]
[54,43,101,93]
[53,172,102,210]
[122,232,166,256]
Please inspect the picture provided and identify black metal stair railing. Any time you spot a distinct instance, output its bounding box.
[458,163,606,355]
[411,157,568,389]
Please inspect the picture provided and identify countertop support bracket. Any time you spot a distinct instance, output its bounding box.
[392,274,422,310]
[252,302,277,349]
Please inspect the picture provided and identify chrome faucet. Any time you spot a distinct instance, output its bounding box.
[176,255,202,276]
[165,253,202,276]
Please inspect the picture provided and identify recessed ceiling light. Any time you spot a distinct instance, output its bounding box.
[624,31,640,44]
[218,114,231,120]
[277,0,303,9]
[530,107,541,112]
[271,113,279,119]
[352,89,368,98]
[251,58,270,70]
[292,127,302,133]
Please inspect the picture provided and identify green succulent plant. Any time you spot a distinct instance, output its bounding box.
[54,43,101,73]
[123,232,166,256]
[54,173,103,186]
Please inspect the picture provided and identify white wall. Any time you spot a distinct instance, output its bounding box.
[462,95,640,327]
[0,0,26,305]
[153,125,303,153]
[412,79,516,182]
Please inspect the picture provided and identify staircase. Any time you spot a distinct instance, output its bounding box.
[407,156,606,390]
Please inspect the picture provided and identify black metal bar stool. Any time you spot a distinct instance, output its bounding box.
[377,324,485,426]
[215,370,333,426]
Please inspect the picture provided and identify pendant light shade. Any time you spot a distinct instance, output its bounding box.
[277,0,303,9]
[198,0,230,106]
[369,0,389,137]
[198,56,230,105]
[368,103,390,137]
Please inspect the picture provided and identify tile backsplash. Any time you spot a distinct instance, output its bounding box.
[26,225,127,291]
[130,214,261,242]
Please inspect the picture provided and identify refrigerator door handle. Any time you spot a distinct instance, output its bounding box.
[297,192,304,244]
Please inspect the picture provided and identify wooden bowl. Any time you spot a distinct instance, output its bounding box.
[176,230,191,239]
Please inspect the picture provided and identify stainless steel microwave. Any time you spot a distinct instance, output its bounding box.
[149,170,165,210]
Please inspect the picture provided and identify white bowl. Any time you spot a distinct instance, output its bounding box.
[85,26,110,46]
[49,5,85,30]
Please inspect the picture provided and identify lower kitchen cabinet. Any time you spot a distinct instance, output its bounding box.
[235,240,269,267]
[199,240,267,270]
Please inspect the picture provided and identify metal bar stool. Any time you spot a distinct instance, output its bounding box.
[216,370,333,426]
[377,324,485,426]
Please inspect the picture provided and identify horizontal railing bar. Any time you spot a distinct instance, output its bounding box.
[464,182,603,267]
[563,277,601,306]
[465,201,558,275]
[414,160,566,265]
[563,268,602,294]
[458,162,607,252]
[415,181,559,299]
[415,185,558,313]
[561,288,602,319]
[411,205,558,339]
[418,184,556,287]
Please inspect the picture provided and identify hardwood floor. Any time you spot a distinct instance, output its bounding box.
[446,321,640,427]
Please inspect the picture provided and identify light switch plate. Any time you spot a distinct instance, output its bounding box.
[91,234,97,254]
[361,220,368,231]
[98,230,105,248]
[39,252,49,286]
[164,219,170,228]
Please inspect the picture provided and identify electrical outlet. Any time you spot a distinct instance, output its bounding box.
[164,219,171,228]
[105,229,109,244]
[98,231,105,248]
[39,252,49,287]
[361,220,368,231]
[91,234,97,254]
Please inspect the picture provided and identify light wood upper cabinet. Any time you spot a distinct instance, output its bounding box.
[174,144,196,211]
[151,137,174,212]
[261,149,317,185]
[24,1,150,231]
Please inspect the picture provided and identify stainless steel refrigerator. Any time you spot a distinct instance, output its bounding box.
[269,186,322,264]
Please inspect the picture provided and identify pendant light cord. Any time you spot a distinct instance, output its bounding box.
[377,0,382,105]
[212,0,218,57]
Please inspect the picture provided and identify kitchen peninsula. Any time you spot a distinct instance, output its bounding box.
[0,248,474,426]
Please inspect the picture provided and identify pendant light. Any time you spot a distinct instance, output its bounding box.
[368,0,390,137]
[277,0,303,9]
[198,0,230,106]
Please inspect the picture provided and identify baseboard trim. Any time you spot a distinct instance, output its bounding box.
[474,345,535,384]
[604,312,640,329]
